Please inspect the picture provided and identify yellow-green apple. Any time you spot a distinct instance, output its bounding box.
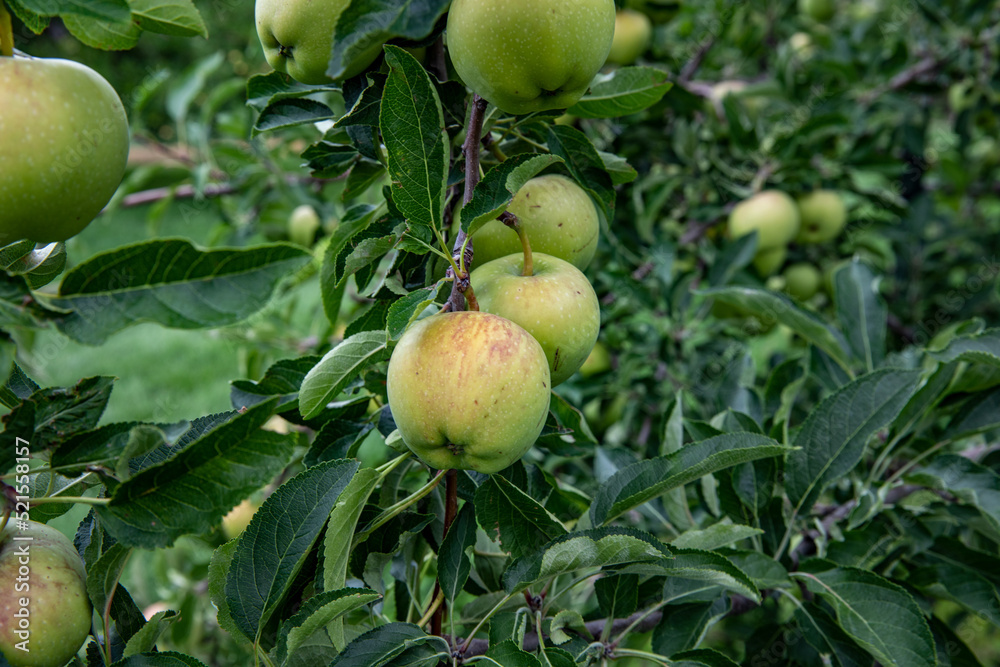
[607,10,653,65]
[789,32,815,59]
[222,499,261,540]
[387,311,551,473]
[471,253,600,386]
[579,341,612,377]
[255,0,385,84]
[752,246,787,277]
[446,0,615,114]
[288,205,321,246]
[799,0,836,21]
[0,521,92,667]
[795,190,846,244]
[0,57,129,246]
[783,262,822,300]
[727,190,800,251]
[471,175,600,270]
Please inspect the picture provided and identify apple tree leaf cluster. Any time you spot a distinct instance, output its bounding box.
[0,0,1000,665]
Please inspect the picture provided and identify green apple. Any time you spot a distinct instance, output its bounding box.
[799,0,836,21]
[789,32,815,59]
[471,253,600,386]
[579,341,612,377]
[288,205,321,246]
[446,0,615,115]
[752,246,787,277]
[255,0,386,84]
[727,190,800,251]
[783,262,822,300]
[387,311,551,473]
[795,190,846,244]
[607,10,653,65]
[0,521,92,667]
[471,175,600,270]
[0,57,129,246]
[222,499,261,540]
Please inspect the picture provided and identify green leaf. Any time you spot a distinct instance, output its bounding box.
[109,653,209,666]
[130,0,207,36]
[65,20,138,60]
[276,587,381,665]
[96,398,293,548]
[785,369,921,516]
[793,562,935,667]
[0,375,113,454]
[123,610,180,658]
[717,549,790,590]
[299,331,389,419]
[944,387,1000,440]
[502,526,671,593]
[49,240,311,345]
[670,648,740,667]
[246,72,340,113]
[546,124,615,221]
[475,475,568,560]
[652,599,728,657]
[832,259,887,371]
[485,639,542,667]
[439,503,477,610]
[569,66,673,118]
[328,622,449,667]
[671,521,763,551]
[380,45,448,238]
[16,0,129,21]
[793,603,873,667]
[701,286,853,371]
[226,459,360,642]
[208,540,242,640]
[931,328,1000,367]
[594,573,638,620]
[386,282,444,340]
[327,0,450,80]
[590,433,793,526]
[909,562,1000,628]
[253,99,336,135]
[654,548,759,603]
[86,543,131,617]
[909,454,1000,534]
[458,154,565,235]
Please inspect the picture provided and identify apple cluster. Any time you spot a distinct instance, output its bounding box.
[387,176,603,474]
[0,57,130,246]
[727,188,848,301]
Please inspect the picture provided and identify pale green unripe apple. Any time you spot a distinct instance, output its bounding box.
[727,190,800,251]
[789,32,815,59]
[255,0,385,84]
[579,341,611,377]
[799,0,836,21]
[0,521,92,667]
[471,253,600,386]
[0,57,129,246]
[471,175,600,270]
[795,190,847,244]
[607,10,653,65]
[288,205,322,246]
[783,262,822,301]
[752,246,787,277]
[387,311,551,473]
[446,0,616,115]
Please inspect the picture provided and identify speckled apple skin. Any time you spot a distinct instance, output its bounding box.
[446,0,616,115]
[472,253,600,386]
[0,58,129,245]
[387,311,551,474]
[0,521,92,667]
[471,175,600,270]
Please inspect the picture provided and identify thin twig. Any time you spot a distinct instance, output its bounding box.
[678,37,716,83]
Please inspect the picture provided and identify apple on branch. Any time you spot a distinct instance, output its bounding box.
[446,0,616,114]
[386,311,551,474]
[0,57,129,246]
[795,190,847,244]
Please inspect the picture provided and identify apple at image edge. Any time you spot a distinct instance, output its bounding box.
[446,0,616,115]
[386,311,551,474]
[0,57,129,246]
[255,0,385,83]
[0,521,92,667]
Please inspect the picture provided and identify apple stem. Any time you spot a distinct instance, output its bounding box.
[500,211,533,276]
[443,95,489,313]
[0,2,14,58]
[483,132,507,162]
